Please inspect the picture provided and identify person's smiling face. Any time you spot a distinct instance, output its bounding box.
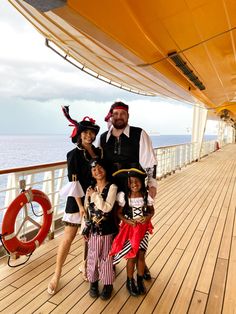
[80,129,96,145]
[128,176,142,193]
[91,164,106,180]
[111,109,129,129]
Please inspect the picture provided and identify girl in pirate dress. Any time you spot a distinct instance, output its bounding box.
[83,159,118,300]
[47,106,101,295]
[110,168,154,296]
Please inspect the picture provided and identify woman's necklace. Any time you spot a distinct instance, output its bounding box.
[77,144,97,162]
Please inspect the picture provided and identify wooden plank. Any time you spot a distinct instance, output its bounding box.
[0,285,16,301]
[137,164,218,277]
[0,231,82,282]
[155,157,227,236]
[222,236,236,313]
[24,257,88,313]
[162,218,217,314]
[137,231,203,313]
[0,239,59,282]
[188,291,208,314]
[67,260,127,314]
[44,261,86,305]
[205,258,228,314]
[143,164,223,285]
[0,254,79,313]
[33,302,57,314]
[218,171,236,259]
[18,269,84,314]
[196,161,234,231]
[154,158,215,214]
[196,164,236,294]
[119,249,183,314]
[176,160,230,249]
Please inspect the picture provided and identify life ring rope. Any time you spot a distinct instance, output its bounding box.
[25,190,33,203]
[1,189,53,261]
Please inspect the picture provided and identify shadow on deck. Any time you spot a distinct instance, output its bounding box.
[0,144,236,314]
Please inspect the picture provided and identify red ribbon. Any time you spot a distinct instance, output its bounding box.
[83,116,96,124]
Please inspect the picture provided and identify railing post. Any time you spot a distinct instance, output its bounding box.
[4,173,19,208]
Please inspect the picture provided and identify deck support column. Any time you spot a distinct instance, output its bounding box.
[217,121,226,147]
[191,104,208,159]
[225,124,235,144]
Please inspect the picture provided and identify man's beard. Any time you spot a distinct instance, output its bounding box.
[113,120,127,129]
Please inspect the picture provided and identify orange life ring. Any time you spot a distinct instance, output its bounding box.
[2,189,53,256]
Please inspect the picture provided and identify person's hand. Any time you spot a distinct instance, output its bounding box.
[138,215,152,224]
[137,216,147,224]
[87,186,95,197]
[148,186,157,199]
[79,205,85,218]
[125,218,137,226]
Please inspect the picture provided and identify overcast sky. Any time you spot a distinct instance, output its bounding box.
[0,1,218,136]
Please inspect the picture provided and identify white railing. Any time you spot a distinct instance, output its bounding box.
[0,162,67,239]
[155,140,220,179]
[0,140,220,253]
[156,142,198,178]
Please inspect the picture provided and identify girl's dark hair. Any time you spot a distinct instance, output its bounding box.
[89,158,113,187]
[122,175,148,215]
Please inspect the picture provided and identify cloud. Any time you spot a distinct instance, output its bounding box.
[0,0,196,136]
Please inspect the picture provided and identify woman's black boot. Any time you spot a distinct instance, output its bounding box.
[137,275,146,295]
[126,277,139,297]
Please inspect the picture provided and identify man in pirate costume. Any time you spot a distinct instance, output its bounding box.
[47,106,101,295]
[100,101,157,280]
[83,159,118,300]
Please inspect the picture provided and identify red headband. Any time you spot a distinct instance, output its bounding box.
[112,105,128,111]
[104,105,129,122]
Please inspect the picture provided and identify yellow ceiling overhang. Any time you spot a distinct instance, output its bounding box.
[8,0,236,122]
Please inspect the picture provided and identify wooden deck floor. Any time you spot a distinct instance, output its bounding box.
[0,144,236,314]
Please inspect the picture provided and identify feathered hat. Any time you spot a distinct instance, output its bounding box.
[62,106,100,143]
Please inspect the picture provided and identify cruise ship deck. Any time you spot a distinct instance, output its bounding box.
[0,144,235,314]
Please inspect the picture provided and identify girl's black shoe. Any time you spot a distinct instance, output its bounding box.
[126,277,139,297]
[143,266,152,280]
[137,275,146,295]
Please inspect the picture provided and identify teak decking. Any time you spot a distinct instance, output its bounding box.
[0,144,235,314]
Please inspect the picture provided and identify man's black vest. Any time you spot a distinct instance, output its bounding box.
[100,126,142,174]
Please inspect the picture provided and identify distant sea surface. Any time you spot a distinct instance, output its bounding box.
[0,134,217,170]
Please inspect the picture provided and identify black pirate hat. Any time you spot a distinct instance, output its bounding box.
[62,106,100,143]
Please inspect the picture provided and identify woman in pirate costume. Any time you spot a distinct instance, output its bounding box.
[83,159,118,300]
[47,106,101,295]
[110,167,154,296]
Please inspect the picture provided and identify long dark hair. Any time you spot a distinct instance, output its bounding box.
[123,175,148,215]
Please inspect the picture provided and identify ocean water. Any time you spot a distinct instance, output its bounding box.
[0,134,217,170]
